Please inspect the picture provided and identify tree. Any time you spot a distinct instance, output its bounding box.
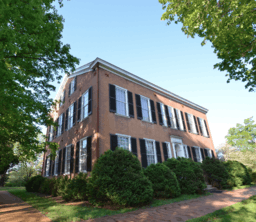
[159,0,256,92]
[0,0,79,169]
[226,117,256,152]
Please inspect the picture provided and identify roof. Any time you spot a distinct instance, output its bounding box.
[55,57,208,114]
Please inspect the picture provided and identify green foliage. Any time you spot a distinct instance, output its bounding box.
[87,148,153,207]
[0,0,79,170]
[159,0,256,92]
[25,175,45,192]
[252,172,256,183]
[224,160,252,187]
[56,175,71,199]
[144,163,181,198]
[202,157,232,189]
[164,157,206,194]
[226,117,256,152]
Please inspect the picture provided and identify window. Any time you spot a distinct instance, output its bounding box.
[60,91,65,107]
[141,96,152,122]
[183,145,188,158]
[80,138,87,172]
[168,106,177,129]
[117,134,131,151]
[165,142,172,159]
[54,151,59,176]
[145,139,157,165]
[82,90,89,119]
[199,118,209,137]
[45,156,50,177]
[116,86,128,116]
[65,145,71,174]
[70,79,75,95]
[68,104,74,129]
[205,148,212,158]
[187,113,197,134]
[193,147,202,162]
[49,126,54,142]
[176,109,184,131]
[160,103,167,126]
[57,114,63,137]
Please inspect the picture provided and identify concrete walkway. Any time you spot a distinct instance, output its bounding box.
[0,191,51,222]
[85,186,256,222]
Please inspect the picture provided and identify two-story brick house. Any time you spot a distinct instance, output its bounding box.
[43,58,215,178]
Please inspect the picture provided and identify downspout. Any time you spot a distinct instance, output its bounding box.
[96,64,100,159]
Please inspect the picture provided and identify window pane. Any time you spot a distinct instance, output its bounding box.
[116,88,126,102]
[118,136,129,150]
[160,103,167,126]
[177,110,184,130]
[146,141,155,166]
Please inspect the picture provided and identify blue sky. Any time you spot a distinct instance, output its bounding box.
[45,0,255,149]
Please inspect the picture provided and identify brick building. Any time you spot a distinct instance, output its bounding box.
[43,58,215,178]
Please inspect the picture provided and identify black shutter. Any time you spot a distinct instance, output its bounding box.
[44,157,47,176]
[185,113,191,132]
[58,149,62,175]
[194,116,199,134]
[191,147,198,162]
[204,120,210,137]
[150,100,157,124]
[77,96,82,122]
[200,148,205,161]
[128,91,134,118]
[87,136,92,171]
[61,113,65,134]
[181,111,186,132]
[211,150,215,158]
[109,84,116,113]
[131,137,137,157]
[174,109,180,130]
[110,134,118,151]
[156,102,163,126]
[65,109,69,131]
[139,139,147,168]
[74,77,77,91]
[135,94,142,120]
[88,86,92,115]
[162,142,169,161]
[62,147,66,174]
[55,118,59,137]
[165,105,171,127]
[63,90,66,103]
[49,157,52,176]
[73,101,77,126]
[204,148,208,157]
[68,83,71,97]
[197,117,203,135]
[75,141,80,173]
[155,141,162,163]
[187,146,192,158]
[52,159,55,176]
[70,145,74,174]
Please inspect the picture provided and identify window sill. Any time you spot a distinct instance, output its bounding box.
[78,115,90,123]
[162,125,168,128]
[115,113,130,118]
[142,119,153,124]
[63,173,70,176]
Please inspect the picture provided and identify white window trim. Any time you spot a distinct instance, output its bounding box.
[194,146,203,162]
[183,144,188,158]
[115,85,129,117]
[57,114,63,137]
[160,103,167,127]
[144,138,157,164]
[45,155,50,177]
[79,137,88,173]
[70,78,75,95]
[187,113,197,134]
[176,109,184,131]
[59,91,64,107]
[54,151,59,176]
[140,95,152,122]
[167,106,177,129]
[165,142,172,159]
[116,133,131,151]
[199,117,209,137]
[81,89,89,121]
[68,103,74,130]
[64,144,72,175]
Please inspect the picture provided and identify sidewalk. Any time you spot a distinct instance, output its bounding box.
[0,191,51,222]
[85,186,256,222]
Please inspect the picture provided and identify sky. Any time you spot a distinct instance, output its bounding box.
[44,0,256,149]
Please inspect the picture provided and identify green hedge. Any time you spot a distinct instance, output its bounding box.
[25,175,45,192]
[144,163,181,198]
[87,148,153,207]
[164,157,206,194]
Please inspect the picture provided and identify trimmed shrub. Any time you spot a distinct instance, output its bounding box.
[56,175,71,199]
[164,157,206,194]
[201,157,232,189]
[224,160,252,186]
[252,172,256,183]
[144,163,181,198]
[25,175,45,192]
[39,177,57,196]
[87,148,153,207]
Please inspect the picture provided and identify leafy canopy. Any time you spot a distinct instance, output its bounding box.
[226,117,256,152]
[0,0,79,169]
[159,0,256,92]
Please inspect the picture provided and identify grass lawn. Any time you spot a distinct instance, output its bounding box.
[224,183,256,191]
[0,187,210,222]
[188,195,256,222]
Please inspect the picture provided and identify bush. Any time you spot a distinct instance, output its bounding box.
[164,157,206,194]
[144,163,181,198]
[252,172,256,183]
[39,177,57,196]
[201,157,231,189]
[87,148,153,207]
[56,175,71,199]
[62,173,88,201]
[224,160,252,187]
[25,175,45,192]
